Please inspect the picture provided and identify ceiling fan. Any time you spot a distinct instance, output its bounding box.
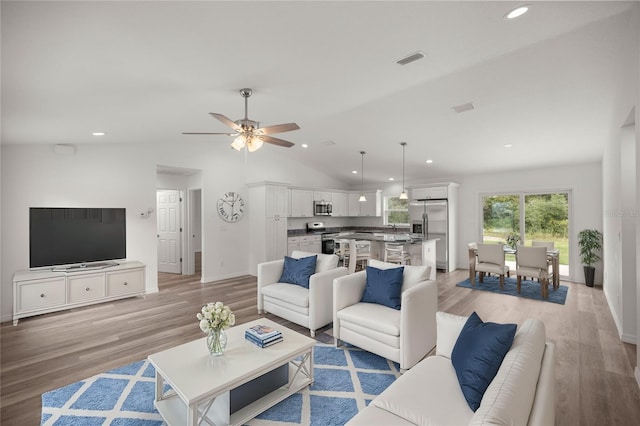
[182,88,299,152]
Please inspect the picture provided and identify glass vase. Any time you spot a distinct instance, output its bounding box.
[206,329,227,356]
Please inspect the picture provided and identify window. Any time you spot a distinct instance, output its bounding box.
[384,196,409,225]
[481,191,570,277]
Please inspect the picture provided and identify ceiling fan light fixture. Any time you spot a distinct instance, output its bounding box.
[247,136,264,152]
[230,135,246,151]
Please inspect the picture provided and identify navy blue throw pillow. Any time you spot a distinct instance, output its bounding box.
[279,255,317,289]
[451,312,517,412]
[361,266,404,310]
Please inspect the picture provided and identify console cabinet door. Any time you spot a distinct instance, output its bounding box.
[107,269,145,297]
[17,277,66,312]
[68,273,106,303]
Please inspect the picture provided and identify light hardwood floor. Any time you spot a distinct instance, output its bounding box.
[1,268,639,425]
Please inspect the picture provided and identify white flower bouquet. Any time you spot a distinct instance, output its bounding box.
[197,301,236,333]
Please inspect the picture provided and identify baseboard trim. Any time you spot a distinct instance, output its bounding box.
[603,287,625,339]
[621,332,637,344]
[201,272,250,283]
[635,366,640,390]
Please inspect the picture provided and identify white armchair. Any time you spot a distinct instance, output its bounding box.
[258,250,348,337]
[333,259,438,370]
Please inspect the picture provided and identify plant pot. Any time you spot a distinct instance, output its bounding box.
[583,266,595,287]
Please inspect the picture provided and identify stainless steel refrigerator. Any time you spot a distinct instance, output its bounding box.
[409,199,449,271]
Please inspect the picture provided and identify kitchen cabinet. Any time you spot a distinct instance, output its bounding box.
[266,185,288,217]
[248,182,289,275]
[299,235,322,253]
[266,216,288,261]
[313,191,332,203]
[289,188,313,217]
[411,186,448,200]
[331,192,349,217]
[348,193,362,216]
[288,235,321,255]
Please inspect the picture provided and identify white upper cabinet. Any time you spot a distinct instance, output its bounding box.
[265,185,288,217]
[313,191,332,202]
[289,188,314,217]
[411,186,448,200]
[331,192,349,217]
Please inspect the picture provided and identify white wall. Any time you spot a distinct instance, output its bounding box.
[0,141,346,322]
[602,3,640,346]
[453,163,603,283]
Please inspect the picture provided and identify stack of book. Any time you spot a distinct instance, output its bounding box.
[245,324,283,348]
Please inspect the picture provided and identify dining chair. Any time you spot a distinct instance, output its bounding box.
[474,243,510,288]
[384,242,412,265]
[532,241,555,278]
[340,239,371,274]
[516,245,552,299]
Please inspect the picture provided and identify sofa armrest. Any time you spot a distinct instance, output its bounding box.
[400,279,438,369]
[308,267,348,331]
[527,341,555,426]
[257,259,284,312]
[333,271,367,340]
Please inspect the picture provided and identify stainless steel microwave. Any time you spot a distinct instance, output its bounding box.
[313,201,332,216]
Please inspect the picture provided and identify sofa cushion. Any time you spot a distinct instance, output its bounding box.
[337,302,401,337]
[368,259,430,292]
[371,356,474,425]
[435,311,468,359]
[279,255,317,288]
[361,266,404,309]
[292,250,338,273]
[261,283,309,308]
[470,318,547,425]
[452,312,517,411]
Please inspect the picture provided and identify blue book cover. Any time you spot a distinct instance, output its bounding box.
[245,331,283,345]
[245,334,283,348]
[246,324,282,340]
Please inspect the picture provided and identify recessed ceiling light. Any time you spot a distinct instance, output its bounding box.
[504,144,513,148]
[301,144,309,148]
[426,159,433,164]
[352,170,358,174]
[452,102,475,113]
[505,5,529,20]
[388,177,395,181]
[92,132,105,136]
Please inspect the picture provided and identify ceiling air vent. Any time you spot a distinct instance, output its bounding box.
[396,51,425,66]
[452,102,476,113]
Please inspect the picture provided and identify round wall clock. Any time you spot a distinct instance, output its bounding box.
[217,192,246,222]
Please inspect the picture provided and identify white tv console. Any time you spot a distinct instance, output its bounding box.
[13,261,146,325]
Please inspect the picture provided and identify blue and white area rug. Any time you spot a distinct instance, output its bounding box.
[41,343,400,426]
[457,275,568,305]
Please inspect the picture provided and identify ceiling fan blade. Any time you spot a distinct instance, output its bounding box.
[209,113,243,131]
[260,135,295,148]
[182,132,236,135]
[256,123,300,135]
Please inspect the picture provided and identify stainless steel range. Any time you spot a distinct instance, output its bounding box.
[306,222,339,254]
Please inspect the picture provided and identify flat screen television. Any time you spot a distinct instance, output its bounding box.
[30,207,126,269]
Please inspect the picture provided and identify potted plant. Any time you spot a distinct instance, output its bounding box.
[578,228,602,287]
[505,232,521,250]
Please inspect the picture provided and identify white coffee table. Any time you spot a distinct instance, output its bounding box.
[148,318,315,426]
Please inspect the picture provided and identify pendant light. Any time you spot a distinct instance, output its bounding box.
[399,142,408,200]
[359,151,367,202]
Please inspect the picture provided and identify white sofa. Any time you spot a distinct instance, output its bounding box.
[257,250,348,337]
[348,312,555,425]
[333,259,437,370]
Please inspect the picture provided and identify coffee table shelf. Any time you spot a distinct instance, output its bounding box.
[149,318,315,426]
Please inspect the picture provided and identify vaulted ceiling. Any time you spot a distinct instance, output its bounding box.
[2,1,636,185]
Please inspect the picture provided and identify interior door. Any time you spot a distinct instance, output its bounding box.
[157,190,181,273]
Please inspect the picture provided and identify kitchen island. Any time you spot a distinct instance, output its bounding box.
[334,232,437,280]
